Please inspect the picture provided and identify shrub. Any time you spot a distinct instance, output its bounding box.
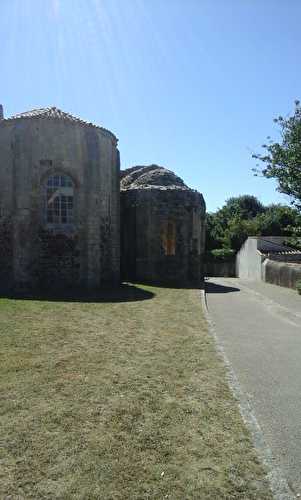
[209,248,235,261]
[296,280,301,295]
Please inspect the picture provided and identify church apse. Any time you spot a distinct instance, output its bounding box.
[120,165,206,286]
[0,106,120,291]
[0,107,205,292]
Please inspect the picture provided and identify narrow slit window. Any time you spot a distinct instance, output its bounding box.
[161,220,176,256]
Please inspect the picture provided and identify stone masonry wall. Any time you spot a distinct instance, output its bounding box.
[121,188,206,286]
[0,116,120,291]
[263,259,301,290]
[204,259,236,277]
[0,218,13,290]
[36,230,80,289]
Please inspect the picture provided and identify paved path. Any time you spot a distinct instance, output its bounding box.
[206,278,301,496]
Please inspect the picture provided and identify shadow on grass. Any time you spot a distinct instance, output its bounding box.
[129,279,202,290]
[205,281,240,294]
[0,283,155,303]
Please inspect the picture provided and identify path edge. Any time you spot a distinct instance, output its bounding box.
[200,286,295,500]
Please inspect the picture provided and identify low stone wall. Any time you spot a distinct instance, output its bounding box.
[205,260,236,277]
[263,258,301,290]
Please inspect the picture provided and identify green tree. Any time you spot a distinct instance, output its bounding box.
[205,195,264,256]
[253,204,301,236]
[205,212,222,251]
[205,197,301,258]
[222,216,258,251]
[253,100,301,210]
[218,195,265,221]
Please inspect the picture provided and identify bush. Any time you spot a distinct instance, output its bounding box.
[209,248,235,261]
[296,280,301,295]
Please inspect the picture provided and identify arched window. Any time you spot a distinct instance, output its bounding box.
[45,174,74,225]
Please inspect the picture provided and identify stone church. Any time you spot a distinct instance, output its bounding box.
[0,106,205,291]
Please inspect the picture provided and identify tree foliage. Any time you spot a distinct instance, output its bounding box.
[217,195,265,220]
[253,100,301,210]
[206,196,301,259]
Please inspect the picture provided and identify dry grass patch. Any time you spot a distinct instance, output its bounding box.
[0,284,272,499]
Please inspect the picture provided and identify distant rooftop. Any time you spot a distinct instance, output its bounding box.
[1,106,117,142]
[255,236,301,255]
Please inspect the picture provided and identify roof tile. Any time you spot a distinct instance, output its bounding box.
[2,107,117,142]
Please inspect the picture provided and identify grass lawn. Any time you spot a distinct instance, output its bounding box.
[0,284,272,499]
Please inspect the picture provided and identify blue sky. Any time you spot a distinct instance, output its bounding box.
[1,0,300,211]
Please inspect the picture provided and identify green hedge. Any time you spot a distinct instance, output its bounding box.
[207,248,235,262]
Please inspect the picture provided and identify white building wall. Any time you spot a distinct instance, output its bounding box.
[236,237,263,280]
